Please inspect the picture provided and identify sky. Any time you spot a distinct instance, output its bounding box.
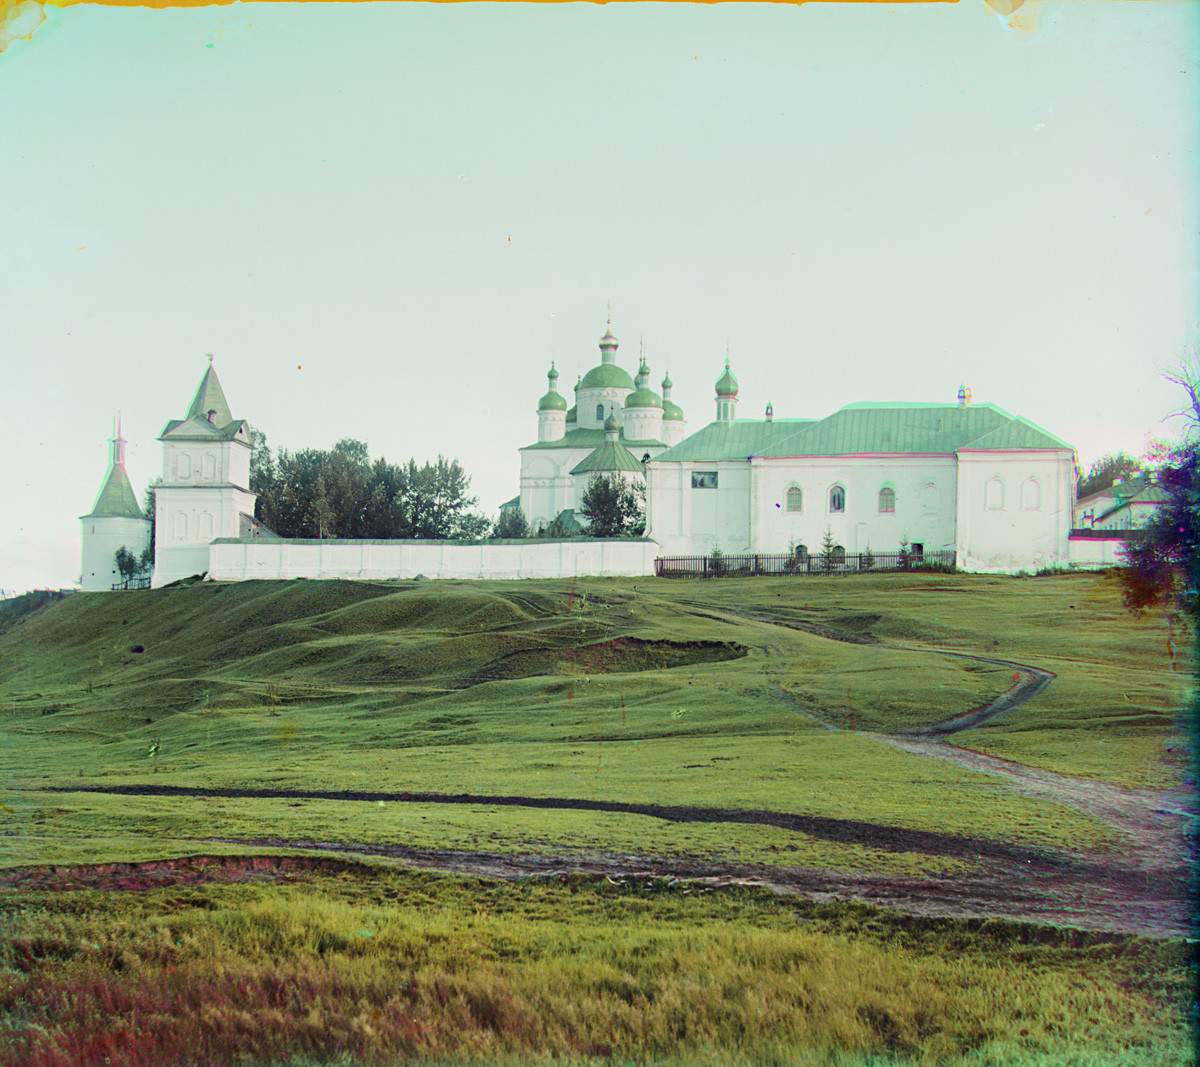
[1,0,1196,595]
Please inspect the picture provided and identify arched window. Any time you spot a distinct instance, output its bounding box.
[831,545,845,565]
[176,512,188,539]
[202,454,216,480]
[596,404,605,421]
[878,487,895,513]
[177,453,191,479]
[829,485,845,513]
[985,477,1005,510]
[1021,476,1042,510]
[786,486,803,512]
[921,484,940,514]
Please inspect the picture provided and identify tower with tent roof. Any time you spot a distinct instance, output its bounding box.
[79,416,152,591]
[152,358,258,587]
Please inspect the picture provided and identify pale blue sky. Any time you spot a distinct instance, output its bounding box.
[1,1,1196,593]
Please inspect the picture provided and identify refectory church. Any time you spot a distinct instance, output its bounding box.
[516,322,1076,572]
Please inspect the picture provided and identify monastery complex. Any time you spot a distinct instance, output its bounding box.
[80,323,1140,590]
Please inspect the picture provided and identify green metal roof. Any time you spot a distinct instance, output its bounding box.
[624,386,663,409]
[185,365,233,427]
[521,427,664,452]
[750,403,1072,458]
[570,439,646,475]
[538,389,568,411]
[579,363,636,390]
[159,415,249,442]
[653,419,815,462]
[84,464,143,518]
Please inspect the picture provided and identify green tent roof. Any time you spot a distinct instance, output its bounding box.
[570,439,646,475]
[186,365,234,427]
[579,363,636,390]
[83,464,143,518]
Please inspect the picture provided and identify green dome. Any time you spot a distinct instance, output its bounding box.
[565,405,577,423]
[579,363,636,390]
[538,390,567,411]
[604,410,621,432]
[624,386,662,409]
[715,358,739,398]
[663,401,685,421]
[661,372,674,390]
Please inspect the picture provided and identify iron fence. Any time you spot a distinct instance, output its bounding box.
[654,549,956,578]
[112,576,152,591]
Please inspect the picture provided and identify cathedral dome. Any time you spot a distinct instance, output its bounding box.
[663,400,685,421]
[624,386,663,409]
[579,362,636,390]
[538,390,567,411]
[604,410,621,432]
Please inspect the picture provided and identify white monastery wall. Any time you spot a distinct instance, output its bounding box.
[1067,534,1129,569]
[645,461,753,556]
[154,485,256,586]
[208,538,658,582]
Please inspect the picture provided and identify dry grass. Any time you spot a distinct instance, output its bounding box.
[0,867,1189,1067]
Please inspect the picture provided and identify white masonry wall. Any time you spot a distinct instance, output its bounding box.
[207,538,659,582]
[79,515,152,591]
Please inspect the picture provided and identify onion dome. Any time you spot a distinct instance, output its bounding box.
[715,358,739,399]
[624,386,663,409]
[661,372,673,391]
[604,409,621,433]
[599,326,619,357]
[661,371,683,421]
[538,361,567,410]
[566,405,577,423]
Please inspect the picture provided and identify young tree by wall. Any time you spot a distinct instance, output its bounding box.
[580,475,645,538]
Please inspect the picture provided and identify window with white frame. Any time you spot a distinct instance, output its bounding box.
[829,485,845,512]
[878,487,895,513]
[984,477,1005,510]
[1021,476,1042,510]
[786,486,803,512]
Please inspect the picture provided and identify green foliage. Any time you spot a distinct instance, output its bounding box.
[1119,440,1198,616]
[819,528,840,573]
[1077,451,1142,499]
[708,546,726,576]
[493,506,529,539]
[251,431,488,541]
[580,474,645,538]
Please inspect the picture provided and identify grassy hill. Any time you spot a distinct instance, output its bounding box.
[0,572,1191,1066]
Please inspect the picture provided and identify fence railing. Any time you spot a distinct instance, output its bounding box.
[654,549,956,578]
[112,576,152,591]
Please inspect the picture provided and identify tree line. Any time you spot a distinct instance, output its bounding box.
[133,431,644,549]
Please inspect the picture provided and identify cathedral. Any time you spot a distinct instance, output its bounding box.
[516,322,686,534]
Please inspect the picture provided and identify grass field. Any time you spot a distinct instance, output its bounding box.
[0,571,1192,1065]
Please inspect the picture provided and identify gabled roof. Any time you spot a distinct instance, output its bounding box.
[159,416,250,443]
[570,439,645,475]
[1096,482,1168,522]
[652,419,814,462]
[749,402,1071,458]
[521,427,664,452]
[159,366,248,441]
[83,464,142,519]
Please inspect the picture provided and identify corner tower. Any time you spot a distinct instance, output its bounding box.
[79,416,152,591]
[152,358,256,587]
